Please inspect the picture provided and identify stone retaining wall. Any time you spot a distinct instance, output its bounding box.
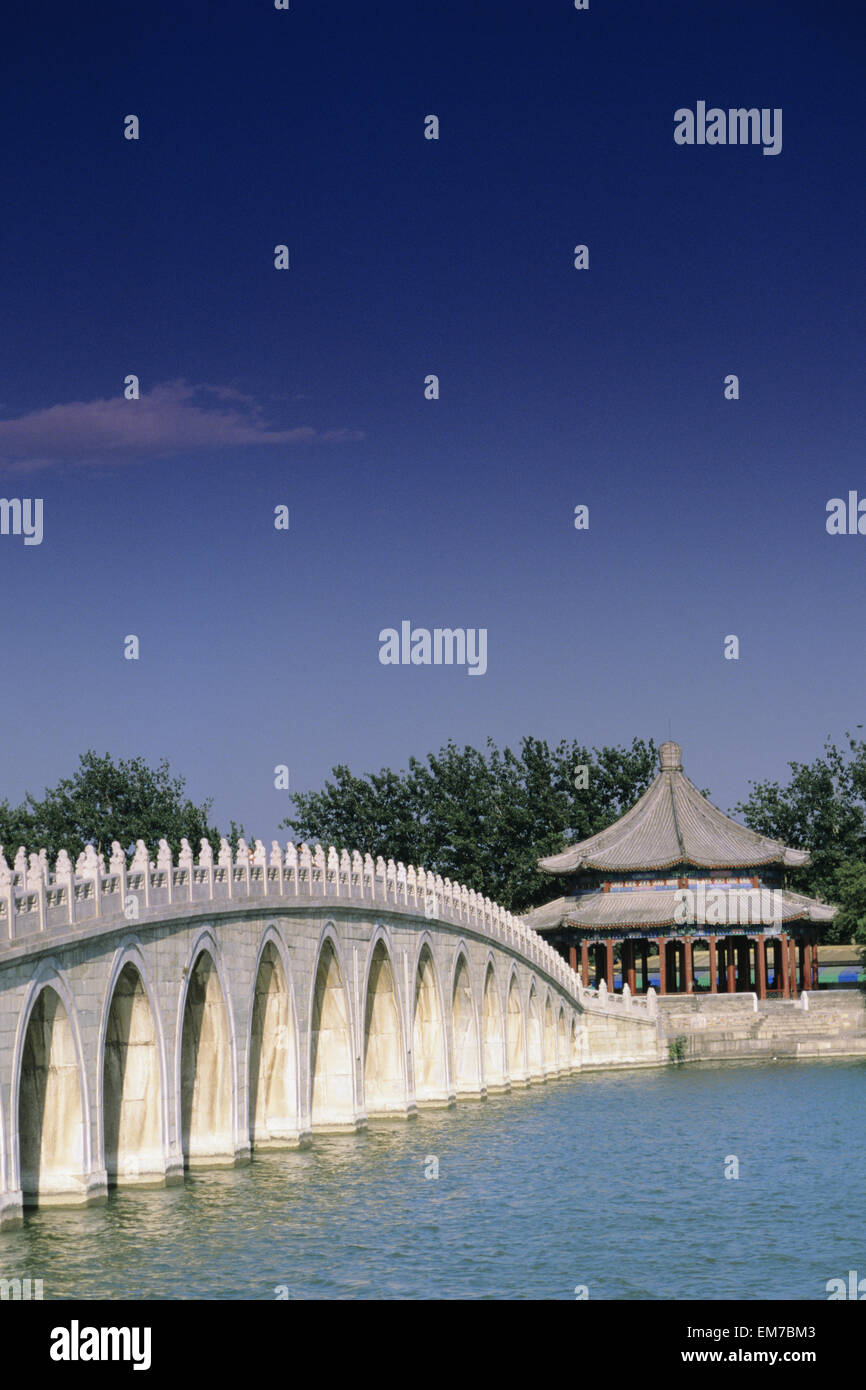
[657,990,866,1062]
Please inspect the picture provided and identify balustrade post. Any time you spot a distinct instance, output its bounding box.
[56,855,75,926]
[4,883,15,940]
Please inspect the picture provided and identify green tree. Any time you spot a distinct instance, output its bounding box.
[282,735,658,913]
[734,732,866,944]
[0,751,236,866]
[833,860,866,944]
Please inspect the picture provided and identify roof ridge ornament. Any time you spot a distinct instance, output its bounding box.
[659,740,683,771]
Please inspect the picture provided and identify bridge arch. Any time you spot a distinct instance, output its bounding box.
[248,927,300,1148]
[526,980,544,1080]
[557,1006,569,1075]
[362,928,408,1115]
[309,924,357,1130]
[571,1015,582,1069]
[506,969,526,1084]
[0,1078,6,1197]
[451,947,481,1095]
[177,930,236,1168]
[99,942,167,1185]
[482,958,506,1091]
[13,963,91,1205]
[412,936,449,1105]
[542,993,557,1076]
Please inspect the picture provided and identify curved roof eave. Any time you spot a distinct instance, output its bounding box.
[538,745,812,875]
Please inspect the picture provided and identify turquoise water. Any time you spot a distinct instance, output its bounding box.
[3,1059,864,1300]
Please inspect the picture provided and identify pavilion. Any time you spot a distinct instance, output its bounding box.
[522,741,835,998]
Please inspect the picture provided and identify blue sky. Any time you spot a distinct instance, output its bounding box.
[1,0,864,845]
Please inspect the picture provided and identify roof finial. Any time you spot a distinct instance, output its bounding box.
[659,740,682,771]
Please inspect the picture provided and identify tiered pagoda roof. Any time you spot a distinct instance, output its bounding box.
[538,741,807,875]
[522,742,835,933]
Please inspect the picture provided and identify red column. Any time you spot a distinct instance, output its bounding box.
[738,939,750,991]
[726,939,736,994]
[665,941,677,993]
[801,938,809,990]
[788,936,798,995]
[641,941,649,992]
[626,940,637,994]
[657,936,667,995]
[756,937,767,1000]
[684,938,694,994]
[568,944,578,972]
[798,940,807,992]
[708,935,717,994]
[811,939,819,991]
[780,933,790,998]
[580,942,589,987]
[605,939,614,992]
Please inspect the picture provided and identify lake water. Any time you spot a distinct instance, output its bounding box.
[4,1058,864,1300]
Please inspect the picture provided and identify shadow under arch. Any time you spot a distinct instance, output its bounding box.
[413,940,449,1105]
[179,948,234,1167]
[249,932,300,1148]
[556,1005,569,1074]
[451,951,480,1095]
[571,1013,583,1069]
[482,961,506,1091]
[309,931,356,1130]
[102,958,164,1185]
[542,993,557,1074]
[506,971,527,1083]
[363,934,408,1115]
[17,981,89,1206]
[0,1081,5,1196]
[526,981,544,1080]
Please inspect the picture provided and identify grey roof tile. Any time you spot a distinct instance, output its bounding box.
[539,741,810,874]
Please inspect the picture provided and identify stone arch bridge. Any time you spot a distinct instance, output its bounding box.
[0,838,660,1225]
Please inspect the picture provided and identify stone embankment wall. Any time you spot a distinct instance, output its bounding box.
[580,1010,663,1069]
[657,990,866,1062]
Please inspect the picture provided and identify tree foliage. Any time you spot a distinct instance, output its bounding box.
[282,735,659,913]
[734,732,866,945]
[0,751,235,865]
